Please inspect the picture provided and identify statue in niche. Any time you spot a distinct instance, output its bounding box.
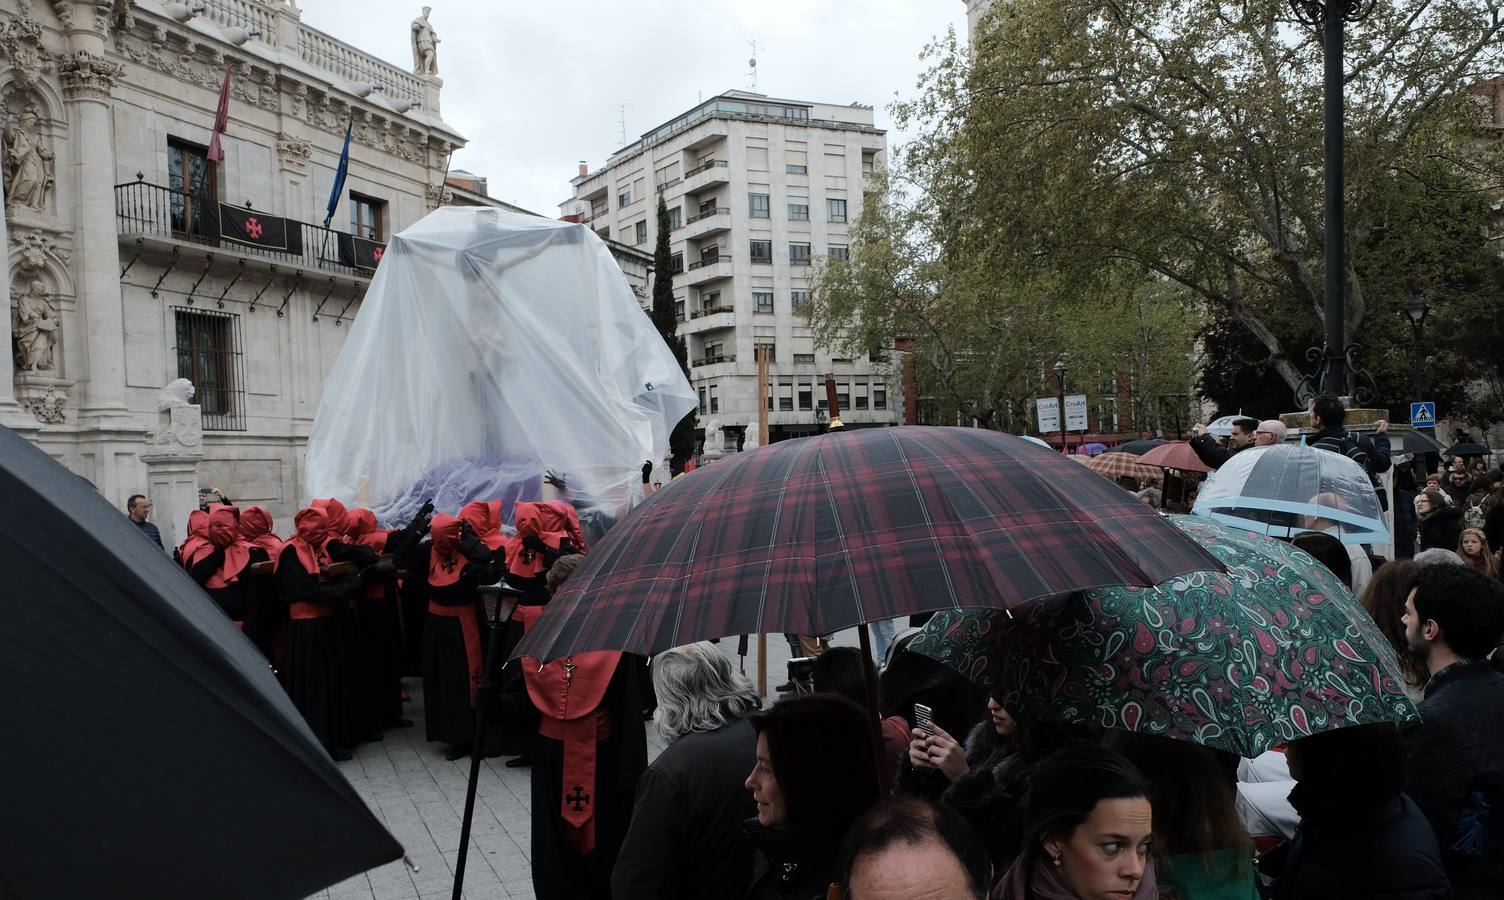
[410,6,439,76]
[3,106,54,211]
[12,279,58,372]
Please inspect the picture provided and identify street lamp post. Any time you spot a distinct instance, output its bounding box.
[1053,359,1068,454]
[1403,287,1431,404]
[1290,0,1376,397]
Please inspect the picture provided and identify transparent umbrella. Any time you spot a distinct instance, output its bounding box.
[1192,444,1388,544]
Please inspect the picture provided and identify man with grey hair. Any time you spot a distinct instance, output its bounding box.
[1413,548,1467,567]
[611,642,762,899]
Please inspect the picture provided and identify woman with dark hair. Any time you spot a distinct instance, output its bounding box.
[1276,723,1449,899]
[1114,734,1258,899]
[743,693,881,899]
[1418,490,1464,552]
[996,744,1157,900]
[1359,560,1427,700]
[812,647,909,784]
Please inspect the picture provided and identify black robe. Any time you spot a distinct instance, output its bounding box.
[491,654,648,900]
[421,547,500,747]
[239,548,282,666]
[275,544,360,751]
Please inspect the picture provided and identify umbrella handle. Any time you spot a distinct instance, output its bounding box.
[452,585,522,900]
[857,626,888,797]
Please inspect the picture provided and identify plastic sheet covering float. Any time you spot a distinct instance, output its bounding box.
[306,207,696,530]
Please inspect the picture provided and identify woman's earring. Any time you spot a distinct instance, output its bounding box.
[1052,855,1063,868]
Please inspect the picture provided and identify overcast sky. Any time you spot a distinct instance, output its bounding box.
[298,1,968,215]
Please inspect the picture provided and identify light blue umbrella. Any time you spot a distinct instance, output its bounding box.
[1192,444,1388,545]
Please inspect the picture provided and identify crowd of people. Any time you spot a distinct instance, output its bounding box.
[118,392,1504,900]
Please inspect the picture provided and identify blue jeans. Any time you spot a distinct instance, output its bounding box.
[868,618,901,669]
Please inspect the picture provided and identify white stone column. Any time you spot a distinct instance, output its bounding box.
[140,452,203,551]
[58,43,129,423]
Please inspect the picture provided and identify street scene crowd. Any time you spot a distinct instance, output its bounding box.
[115,388,1504,900]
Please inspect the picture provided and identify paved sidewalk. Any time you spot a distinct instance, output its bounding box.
[307,625,886,899]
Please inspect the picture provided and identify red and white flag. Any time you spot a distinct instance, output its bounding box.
[206,64,232,162]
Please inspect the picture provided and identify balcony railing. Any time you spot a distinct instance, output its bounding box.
[692,353,736,367]
[691,304,735,318]
[686,159,729,178]
[687,251,729,271]
[115,180,379,278]
[793,353,817,364]
[686,206,729,224]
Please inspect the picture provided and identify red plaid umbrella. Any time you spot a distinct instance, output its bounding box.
[513,427,1224,662]
[1137,440,1214,473]
[1085,452,1164,484]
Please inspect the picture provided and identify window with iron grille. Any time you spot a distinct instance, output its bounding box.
[749,193,770,218]
[750,240,772,263]
[827,198,848,223]
[753,291,774,313]
[173,307,246,431]
[789,242,812,265]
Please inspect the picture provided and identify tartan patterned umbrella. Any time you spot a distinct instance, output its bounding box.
[1086,451,1164,484]
[513,427,1224,662]
[908,516,1419,756]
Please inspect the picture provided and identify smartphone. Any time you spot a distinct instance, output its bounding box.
[913,703,935,738]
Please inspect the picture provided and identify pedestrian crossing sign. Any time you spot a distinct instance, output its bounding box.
[1411,401,1436,425]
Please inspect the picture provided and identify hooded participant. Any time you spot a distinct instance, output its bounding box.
[185,506,255,626]
[423,512,501,760]
[177,509,211,568]
[274,506,363,760]
[237,505,286,666]
[346,506,410,733]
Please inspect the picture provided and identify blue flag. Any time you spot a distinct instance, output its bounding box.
[323,118,352,229]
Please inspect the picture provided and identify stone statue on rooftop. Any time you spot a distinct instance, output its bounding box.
[410,6,439,76]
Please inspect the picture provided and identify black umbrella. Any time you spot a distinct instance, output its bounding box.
[1445,441,1491,458]
[0,426,401,899]
[1394,430,1446,454]
[1115,438,1168,455]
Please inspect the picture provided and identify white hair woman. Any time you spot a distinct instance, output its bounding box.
[611,642,763,899]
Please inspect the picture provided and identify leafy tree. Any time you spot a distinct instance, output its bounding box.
[650,193,696,465]
[899,0,1504,403]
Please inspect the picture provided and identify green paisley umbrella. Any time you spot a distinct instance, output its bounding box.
[910,516,1418,756]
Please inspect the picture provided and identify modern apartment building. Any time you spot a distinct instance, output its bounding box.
[561,90,893,448]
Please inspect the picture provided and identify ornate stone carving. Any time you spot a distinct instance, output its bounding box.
[20,382,65,423]
[12,228,70,273]
[48,0,72,28]
[12,278,59,373]
[57,49,123,101]
[150,378,203,451]
[410,6,438,76]
[423,182,452,210]
[702,418,725,460]
[276,132,312,172]
[0,1,53,87]
[3,105,54,211]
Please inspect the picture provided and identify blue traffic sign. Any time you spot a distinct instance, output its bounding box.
[1410,401,1436,426]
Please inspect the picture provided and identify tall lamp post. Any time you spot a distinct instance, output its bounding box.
[1053,359,1068,454]
[1403,287,1431,406]
[1290,0,1376,397]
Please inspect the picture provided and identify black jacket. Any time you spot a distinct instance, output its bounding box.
[1396,487,1418,559]
[611,718,759,900]
[1277,788,1450,900]
[1189,432,1242,471]
[132,517,164,550]
[1406,660,1504,900]
[1419,506,1464,552]
[745,818,844,900]
[1311,424,1392,509]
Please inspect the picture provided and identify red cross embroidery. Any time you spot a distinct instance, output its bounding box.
[373,247,384,263]
[245,217,263,239]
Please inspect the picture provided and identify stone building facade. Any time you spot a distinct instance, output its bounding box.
[0,0,463,547]
[561,90,894,449]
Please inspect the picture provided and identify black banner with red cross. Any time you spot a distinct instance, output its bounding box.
[336,234,387,273]
[212,204,304,255]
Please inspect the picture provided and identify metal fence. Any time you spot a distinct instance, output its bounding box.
[173,306,246,431]
[116,180,373,278]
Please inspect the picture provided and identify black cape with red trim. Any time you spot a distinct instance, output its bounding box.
[490,652,647,900]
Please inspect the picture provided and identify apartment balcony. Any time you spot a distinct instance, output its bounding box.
[677,255,734,286]
[678,305,736,334]
[682,206,732,241]
[682,159,731,194]
[115,179,381,283]
[690,352,737,369]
